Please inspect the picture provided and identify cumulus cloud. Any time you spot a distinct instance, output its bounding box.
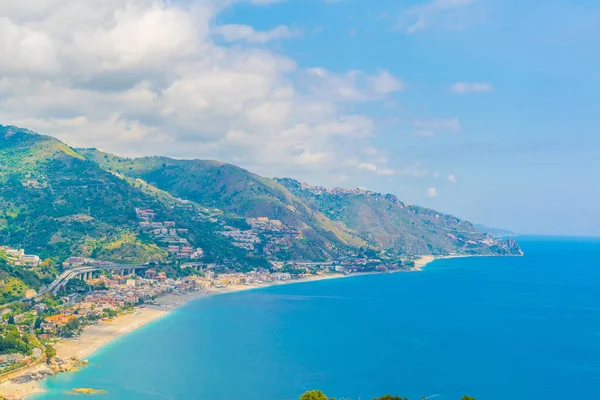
[357,163,396,176]
[306,68,404,102]
[448,174,458,183]
[397,0,486,34]
[358,162,378,172]
[376,168,396,176]
[427,187,438,198]
[412,118,461,136]
[249,0,286,4]
[213,24,301,43]
[450,82,493,94]
[0,0,401,181]
[398,163,429,178]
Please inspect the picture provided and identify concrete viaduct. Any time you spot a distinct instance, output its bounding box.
[37,264,153,297]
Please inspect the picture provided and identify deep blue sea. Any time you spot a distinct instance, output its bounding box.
[33,237,600,400]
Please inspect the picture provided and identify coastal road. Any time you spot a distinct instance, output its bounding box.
[35,264,153,298]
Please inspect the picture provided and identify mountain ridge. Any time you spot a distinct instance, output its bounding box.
[1,125,522,269]
[275,177,522,257]
[0,125,268,269]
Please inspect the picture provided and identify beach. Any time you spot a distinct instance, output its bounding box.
[0,260,438,400]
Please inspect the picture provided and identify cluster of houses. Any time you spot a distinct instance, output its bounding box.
[246,217,302,238]
[246,217,303,257]
[167,245,204,259]
[209,270,292,288]
[0,246,41,267]
[299,181,377,196]
[38,274,199,334]
[218,217,303,255]
[219,228,261,250]
[135,208,204,260]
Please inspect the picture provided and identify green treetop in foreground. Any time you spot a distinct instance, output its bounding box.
[299,391,476,400]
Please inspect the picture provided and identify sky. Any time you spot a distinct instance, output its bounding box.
[0,0,599,236]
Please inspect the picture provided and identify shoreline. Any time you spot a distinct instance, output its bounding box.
[0,255,452,400]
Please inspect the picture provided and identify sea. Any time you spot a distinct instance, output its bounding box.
[32,236,600,400]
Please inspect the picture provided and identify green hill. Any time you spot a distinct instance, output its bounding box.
[1,125,522,272]
[0,126,267,268]
[275,178,522,256]
[79,149,368,261]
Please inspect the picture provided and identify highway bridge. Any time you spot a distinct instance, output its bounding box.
[37,263,153,297]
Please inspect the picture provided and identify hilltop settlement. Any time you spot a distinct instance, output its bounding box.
[0,125,522,397]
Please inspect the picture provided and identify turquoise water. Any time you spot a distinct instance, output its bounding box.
[33,237,600,400]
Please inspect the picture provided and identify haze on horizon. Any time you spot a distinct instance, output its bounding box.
[0,0,598,236]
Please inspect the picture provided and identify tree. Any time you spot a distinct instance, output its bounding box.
[460,397,476,400]
[300,390,329,400]
[7,315,15,325]
[373,396,408,400]
[45,345,56,363]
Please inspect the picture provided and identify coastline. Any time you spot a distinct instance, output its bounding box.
[0,257,442,400]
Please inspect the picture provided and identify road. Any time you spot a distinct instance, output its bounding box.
[36,264,153,298]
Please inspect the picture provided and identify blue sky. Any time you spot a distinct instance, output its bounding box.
[0,0,598,235]
[217,0,600,235]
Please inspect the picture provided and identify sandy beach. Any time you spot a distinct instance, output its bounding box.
[411,255,436,270]
[0,262,440,399]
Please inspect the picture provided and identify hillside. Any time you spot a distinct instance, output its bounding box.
[0,126,268,269]
[79,149,368,261]
[474,224,517,237]
[275,178,522,256]
[0,124,522,279]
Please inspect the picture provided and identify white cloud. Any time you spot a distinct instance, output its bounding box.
[448,174,458,183]
[356,163,398,176]
[369,70,405,95]
[306,68,404,102]
[427,187,438,198]
[412,118,461,136]
[250,0,286,4]
[397,0,486,34]
[450,82,493,94]
[0,0,401,181]
[398,163,429,178]
[213,24,301,43]
[376,168,396,176]
[358,162,378,172]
